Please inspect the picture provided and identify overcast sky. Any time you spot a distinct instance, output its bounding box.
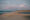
[0,0,30,10]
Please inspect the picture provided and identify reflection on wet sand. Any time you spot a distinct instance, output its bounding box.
[0,12,16,20]
[0,10,30,20]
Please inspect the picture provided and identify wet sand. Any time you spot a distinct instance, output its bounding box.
[0,15,30,20]
[0,12,30,20]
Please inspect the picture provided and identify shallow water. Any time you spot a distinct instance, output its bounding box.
[18,12,30,14]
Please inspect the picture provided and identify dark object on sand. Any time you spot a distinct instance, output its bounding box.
[24,16,30,20]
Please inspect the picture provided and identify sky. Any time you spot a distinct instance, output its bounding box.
[0,0,30,10]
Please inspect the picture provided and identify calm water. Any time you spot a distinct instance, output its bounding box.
[0,12,12,15]
[18,12,30,14]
